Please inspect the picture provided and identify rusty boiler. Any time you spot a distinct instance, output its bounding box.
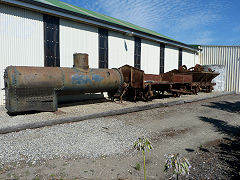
[4,53,123,113]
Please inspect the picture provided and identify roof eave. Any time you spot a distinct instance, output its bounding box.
[1,0,199,52]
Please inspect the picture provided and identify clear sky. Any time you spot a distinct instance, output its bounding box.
[60,0,240,45]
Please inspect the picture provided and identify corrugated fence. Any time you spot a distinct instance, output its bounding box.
[199,46,240,93]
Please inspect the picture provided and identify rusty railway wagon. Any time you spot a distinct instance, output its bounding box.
[117,64,219,100]
[178,64,219,93]
[4,53,219,113]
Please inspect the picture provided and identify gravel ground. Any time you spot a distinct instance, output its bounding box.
[188,138,240,180]
[0,91,232,131]
[0,117,149,165]
[0,93,239,179]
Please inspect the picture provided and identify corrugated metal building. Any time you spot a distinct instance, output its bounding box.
[199,45,240,93]
[0,0,199,105]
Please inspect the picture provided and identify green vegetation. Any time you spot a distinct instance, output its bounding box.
[135,163,141,171]
[164,153,191,180]
[134,137,152,180]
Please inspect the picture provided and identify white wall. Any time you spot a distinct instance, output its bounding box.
[108,31,134,68]
[200,46,240,93]
[60,19,99,68]
[182,49,195,68]
[194,53,200,65]
[141,39,160,74]
[165,45,178,72]
[0,4,44,105]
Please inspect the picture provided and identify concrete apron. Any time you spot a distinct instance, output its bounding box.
[0,92,235,134]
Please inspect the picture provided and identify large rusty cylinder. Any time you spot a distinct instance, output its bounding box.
[4,66,123,113]
[5,66,123,92]
[4,66,64,89]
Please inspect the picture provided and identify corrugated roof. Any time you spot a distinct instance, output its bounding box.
[34,0,176,41]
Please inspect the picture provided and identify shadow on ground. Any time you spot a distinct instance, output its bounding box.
[199,117,240,137]
[203,101,240,113]
[199,116,240,179]
[58,98,111,108]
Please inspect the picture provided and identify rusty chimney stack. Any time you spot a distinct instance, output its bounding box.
[73,53,89,70]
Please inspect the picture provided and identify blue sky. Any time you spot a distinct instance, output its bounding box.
[61,0,240,45]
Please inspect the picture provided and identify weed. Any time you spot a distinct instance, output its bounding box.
[134,137,152,180]
[13,175,19,180]
[164,153,191,180]
[135,163,141,171]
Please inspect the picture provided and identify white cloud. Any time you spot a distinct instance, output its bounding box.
[61,0,232,44]
[191,31,214,45]
[91,0,230,31]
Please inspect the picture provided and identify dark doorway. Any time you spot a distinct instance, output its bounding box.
[160,43,165,74]
[98,28,108,68]
[178,48,182,68]
[43,14,60,67]
[134,37,141,69]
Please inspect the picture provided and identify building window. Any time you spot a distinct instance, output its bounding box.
[98,28,108,68]
[43,14,60,67]
[134,37,141,69]
[178,48,182,68]
[160,43,165,74]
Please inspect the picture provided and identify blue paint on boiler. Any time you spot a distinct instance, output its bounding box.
[72,74,104,85]
[92,74,104,82]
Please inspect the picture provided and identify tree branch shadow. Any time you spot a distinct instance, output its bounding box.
[202,101,240,113]
[199,117,240,137]
[199,116,240,179]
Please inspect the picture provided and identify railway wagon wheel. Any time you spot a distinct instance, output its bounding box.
[173,92,180,98]
[210,86,213,92]
[193,86,200,94]
[207,86,213,93]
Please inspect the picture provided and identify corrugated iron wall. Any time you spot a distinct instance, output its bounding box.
[141,39,160,74]
[164,45,179,72]
[0,4,44,105]
[108,31,135,68]
[60,19,99,68]
[182,49,196,69]
[199,46,240,93]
